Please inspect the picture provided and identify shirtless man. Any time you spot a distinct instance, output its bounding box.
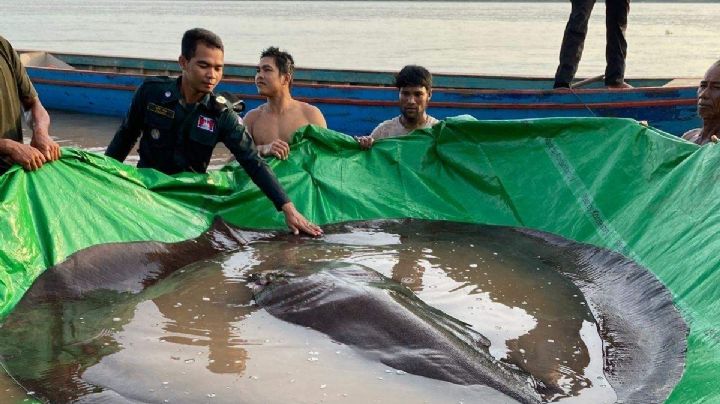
[243,47,326,159]
[682,60,720,145]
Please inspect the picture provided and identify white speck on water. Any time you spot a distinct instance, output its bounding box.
[207,393,216,398]
[184,359,195,364]
[308,357,319,362]
[320,384,327,389]
[202,297,210,301]
[162,381,169,385]
[377,377,384,380]
[395,370,405,375]
[548,339,555,343]
[173,303,182,308]
[112,317,121,322]
[469,264,477,268]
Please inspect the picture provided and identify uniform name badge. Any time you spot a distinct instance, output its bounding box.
[197,116,216,132]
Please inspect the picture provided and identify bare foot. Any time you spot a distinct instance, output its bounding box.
[606,82,634,89]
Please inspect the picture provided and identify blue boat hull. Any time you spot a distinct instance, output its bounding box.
[25,55,700,136]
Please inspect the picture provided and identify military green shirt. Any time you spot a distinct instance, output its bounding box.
[106,76,290,210]
[0,36,37,142]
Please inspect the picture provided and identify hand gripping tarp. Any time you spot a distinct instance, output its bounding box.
[0,117,717,402]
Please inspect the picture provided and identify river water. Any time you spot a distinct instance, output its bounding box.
[1,1,718,78]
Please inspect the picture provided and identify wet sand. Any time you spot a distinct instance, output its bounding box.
[44,110,232,169]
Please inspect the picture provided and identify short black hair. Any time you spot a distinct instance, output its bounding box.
[260,46,295,77]
[395,65,432,91]
[181,28,224,60]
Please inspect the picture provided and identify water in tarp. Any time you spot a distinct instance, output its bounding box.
[0,220,685,403]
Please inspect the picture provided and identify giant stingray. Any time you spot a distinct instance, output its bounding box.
[0,219,687,403]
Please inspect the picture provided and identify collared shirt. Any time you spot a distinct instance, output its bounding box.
[369,115,439,140]
[0,35,38,172]
[106,76,290,210]
[0,35,36,142]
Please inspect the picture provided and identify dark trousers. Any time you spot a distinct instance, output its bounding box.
[554,0,630,88]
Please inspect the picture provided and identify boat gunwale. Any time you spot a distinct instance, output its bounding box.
[25,64,698,98]
[29,75,697,111]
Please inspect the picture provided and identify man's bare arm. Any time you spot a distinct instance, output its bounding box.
[305,104,327,128]
[22,96,60,161]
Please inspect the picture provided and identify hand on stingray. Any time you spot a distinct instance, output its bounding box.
[282,202,323,236]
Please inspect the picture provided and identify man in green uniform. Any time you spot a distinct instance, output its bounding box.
[0,35,61,174]
[106,28,322,236]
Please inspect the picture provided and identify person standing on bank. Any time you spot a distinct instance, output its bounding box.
[553,0,632,89]
[356,65,439,149]
[0,35,61,174]
[105,28,322,236]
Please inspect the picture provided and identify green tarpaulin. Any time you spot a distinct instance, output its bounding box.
[0,117,716,402]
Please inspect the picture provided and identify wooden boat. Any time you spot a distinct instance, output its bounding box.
[19,50,700,136]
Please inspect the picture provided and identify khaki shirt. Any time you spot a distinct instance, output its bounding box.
[0,35,37,142]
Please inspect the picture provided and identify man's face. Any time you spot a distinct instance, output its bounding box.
[698,64,720,120]
[399,85,431,121]
[255,56,289,96]
[180,43,224,94]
